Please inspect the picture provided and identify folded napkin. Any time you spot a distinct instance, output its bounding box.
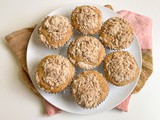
[116,10,153,111]
[5,5,153,116]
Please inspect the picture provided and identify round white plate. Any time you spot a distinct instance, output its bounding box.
[27,3,142,114]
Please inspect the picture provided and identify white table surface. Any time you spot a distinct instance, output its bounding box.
[0,0,160,120]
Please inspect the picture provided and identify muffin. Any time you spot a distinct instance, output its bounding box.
[104,51,139,86]
[99,17,134,50]
[71,70,109,109]
[68,36,106,69]
[38,15,73,48]
[36,55,75,93]
[71,5,102,35]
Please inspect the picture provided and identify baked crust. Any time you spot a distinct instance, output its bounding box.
[104,51,139,86]
[36,55,75,93]
[71,5,102,35]
[38,16,73,48]
[100,17,134,50]
[71,70,109,108]
[68,36,106,69]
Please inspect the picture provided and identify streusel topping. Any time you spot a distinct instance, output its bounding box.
[41,56,71,87]
[39,15,70,41]
[100,17,134,49]
[72,6,101,34]
[105,52,138,83]
[72,73,102,108]
[70,36,104,68]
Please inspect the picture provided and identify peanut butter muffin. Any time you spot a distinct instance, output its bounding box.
[38,15,73,48]
[100,17,134,50]
[36,55,75,93]
[104,51,139,86]
[71,5,102,35]
[68,36,106,69]
[71,70,109,109]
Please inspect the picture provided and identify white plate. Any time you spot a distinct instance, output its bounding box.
[27,3,142,114]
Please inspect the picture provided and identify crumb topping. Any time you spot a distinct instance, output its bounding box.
[105,52,138,83]
[72,73,102,108]
[41,56,71,87]
[100,17,134,49]
[70,36,104,69]
[72,5,101,34]
[39,15,70,41]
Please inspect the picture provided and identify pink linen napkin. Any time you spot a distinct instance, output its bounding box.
[117,10,152,49]
[43,10,152,115]
[116,10,152,112]
[45,101,61,116]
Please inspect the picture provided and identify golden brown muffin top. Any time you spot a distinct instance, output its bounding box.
[71,71,104,108]
[72,5,102,34]
[68,36,105,69]
[39,15,70,42]
[36,55,71,87]
[105,52,138,83]
[100,17,134,50]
